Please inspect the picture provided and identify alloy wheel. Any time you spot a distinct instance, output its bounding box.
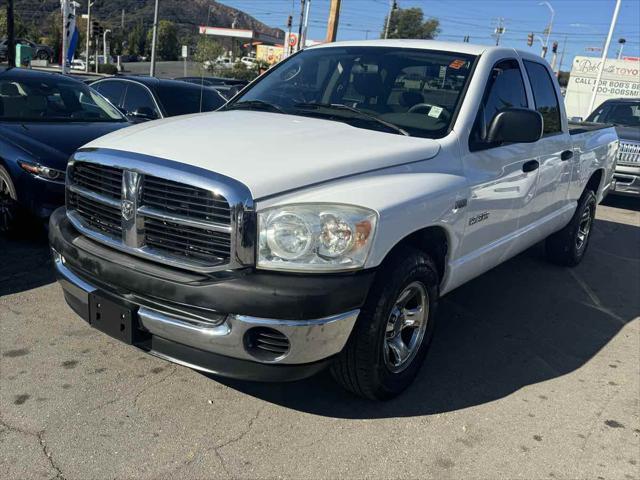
[383,281,429,373]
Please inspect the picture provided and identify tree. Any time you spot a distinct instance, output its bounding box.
[0,9,36,39]
[146,20,179,60]
[127,21,147,57]
[381,7,440,40]
[193,36,224,70]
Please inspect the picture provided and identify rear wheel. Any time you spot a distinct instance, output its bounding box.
[545,189,597,267]
[331,246,439,400]
[37,51,50,61]
[0,165,20,234]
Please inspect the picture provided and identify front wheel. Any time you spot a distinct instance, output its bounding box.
[0,165,21,234]
[545,190,597,267]
[331,246,439,400]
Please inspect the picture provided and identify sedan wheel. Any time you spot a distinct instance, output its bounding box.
[0,167,19,233]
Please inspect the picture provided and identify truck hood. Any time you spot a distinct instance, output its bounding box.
[615,125,640,143]
[83,110,440,199]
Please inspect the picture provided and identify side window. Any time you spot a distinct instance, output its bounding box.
[93,81,126,107]
[122,83,159,118]
[524,60,562,134]
[470,59,528,150]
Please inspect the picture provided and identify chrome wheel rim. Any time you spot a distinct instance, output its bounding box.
[576,202,594,251]
[383,281,429,373]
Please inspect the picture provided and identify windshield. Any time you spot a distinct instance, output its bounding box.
[587,102,640,127]
[156,84,226,116]
[0,75,125,122]
[228,46,475,138]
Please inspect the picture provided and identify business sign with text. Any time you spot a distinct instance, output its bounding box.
[565,56,640,119]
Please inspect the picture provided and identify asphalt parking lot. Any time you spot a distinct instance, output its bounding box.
[1,197,639,480]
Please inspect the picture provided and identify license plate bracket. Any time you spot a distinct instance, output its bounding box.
[89,294,136,344]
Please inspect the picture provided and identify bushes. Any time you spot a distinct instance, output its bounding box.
[98,63,118,75]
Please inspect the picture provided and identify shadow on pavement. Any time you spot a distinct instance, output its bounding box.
[602,194,640,212]
[215,217,639,418]
[0,224,54,297]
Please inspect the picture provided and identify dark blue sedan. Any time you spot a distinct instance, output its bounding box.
[0,68,130,232]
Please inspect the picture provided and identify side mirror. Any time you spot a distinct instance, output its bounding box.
[486,108,543,144]
[570,116,583,123]
[129,106,158,121]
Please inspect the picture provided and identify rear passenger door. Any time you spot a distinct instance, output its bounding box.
[523,60,572,220]
[459,59,540,263]
[122,83,161,119]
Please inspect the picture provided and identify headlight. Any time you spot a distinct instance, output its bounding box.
[258,204,378,272]
[18,161,66,182]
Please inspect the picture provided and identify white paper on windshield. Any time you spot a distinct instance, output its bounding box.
[428,106,443,118]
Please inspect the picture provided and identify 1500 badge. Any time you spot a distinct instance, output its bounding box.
[469,212,490,226]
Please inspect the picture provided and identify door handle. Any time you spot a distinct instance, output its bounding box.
[561,150,574,161]
[522,160,539,173]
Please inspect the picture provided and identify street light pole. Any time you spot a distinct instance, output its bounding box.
[588,0,622,115]
[384,0,397,39]
[149,0,160,77]
[539,1,555,58]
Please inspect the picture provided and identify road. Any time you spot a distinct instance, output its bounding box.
[1,197,639,480]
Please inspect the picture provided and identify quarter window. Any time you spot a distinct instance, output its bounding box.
[470,59,528,150]
[524,60,562,134]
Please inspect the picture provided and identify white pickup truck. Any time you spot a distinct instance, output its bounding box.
[50,40,618,400]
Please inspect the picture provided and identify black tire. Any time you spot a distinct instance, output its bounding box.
[0,165,20,234]
[37,51,50,61]
[545,189,597,267]
[331,246,439,400]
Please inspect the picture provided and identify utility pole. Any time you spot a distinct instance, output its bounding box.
[557,35,568,74]
[325,0,341,43]
[493,17,505,46]
[95,31,99,73]
[588,0,621,114]
[103,29,110,64]
[539,1,555,58]
[6,0,15,67]
[384,0,397,39]
[300,0,311,49]
[297,0,306,52]
[149,0,160,76]
[121,8,124,29]
[61,0,69,73]
[85,1,92,72]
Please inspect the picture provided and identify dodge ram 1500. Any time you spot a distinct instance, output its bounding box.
[49,40,618,399]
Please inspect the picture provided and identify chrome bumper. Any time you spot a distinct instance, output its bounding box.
[53,250,359,366]
[612,166,640,196]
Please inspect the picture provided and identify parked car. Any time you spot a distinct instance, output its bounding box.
[174,76,247,99]
[0,38,54,62]
[0,68,130,232]
[50,41,617,399]
[583,98,640,196]
[240,56,257,68]
[70,59,87,71]
[90,76,227,122]
[204,56,235,70]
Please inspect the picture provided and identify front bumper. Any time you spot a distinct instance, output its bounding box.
[50,208,374,381]
[611,166,640,196]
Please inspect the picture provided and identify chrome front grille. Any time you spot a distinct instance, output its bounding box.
[617,141,640,166]
[65,154,254,273]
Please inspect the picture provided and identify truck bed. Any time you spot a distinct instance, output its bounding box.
[568,122,612,135]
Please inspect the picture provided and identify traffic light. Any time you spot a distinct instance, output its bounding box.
[552,41,558,54]
[527,33,534,47]
[463,35,470,43]
[90,20,100,37]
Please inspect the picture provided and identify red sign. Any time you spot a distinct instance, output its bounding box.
[288,34,298,47]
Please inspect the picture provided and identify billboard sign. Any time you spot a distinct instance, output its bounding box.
[565,56,640,119]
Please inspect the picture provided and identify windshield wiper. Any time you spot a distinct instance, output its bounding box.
[226,100,285,114]
[293,102,409,136]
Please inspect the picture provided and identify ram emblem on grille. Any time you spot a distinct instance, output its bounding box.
[121,200,134,221]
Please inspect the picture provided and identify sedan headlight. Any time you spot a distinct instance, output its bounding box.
[18,161,66,182]
[258,204,378,272]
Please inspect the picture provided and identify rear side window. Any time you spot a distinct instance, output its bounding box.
[470,59,528,150]
[93,80,126,107]
[524,60,562,134]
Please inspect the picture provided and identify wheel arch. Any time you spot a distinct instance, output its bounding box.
[379,225,450,284]
[586,168,604,197]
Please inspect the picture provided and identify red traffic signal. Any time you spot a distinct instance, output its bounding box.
[552,41,558,54]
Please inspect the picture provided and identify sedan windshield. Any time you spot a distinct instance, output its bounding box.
[0,75,126,122]
[227,46,475,138]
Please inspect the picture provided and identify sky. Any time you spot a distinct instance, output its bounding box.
[220,0,640,71]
